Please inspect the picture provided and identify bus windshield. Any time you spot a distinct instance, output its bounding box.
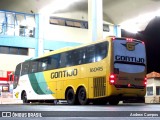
[113,39,146,73]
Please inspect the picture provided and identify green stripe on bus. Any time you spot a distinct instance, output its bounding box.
[28,73,54,95]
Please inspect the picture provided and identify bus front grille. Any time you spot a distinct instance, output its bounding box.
[93,77,106,97]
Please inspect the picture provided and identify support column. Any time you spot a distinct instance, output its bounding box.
[114,25,121,37]
[36,14,45,57]
[35,14,39,57]
[88,0,103,41]
[114,25,118,37]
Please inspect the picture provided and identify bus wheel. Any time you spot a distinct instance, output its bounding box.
[22,92,29,103]
[78,87,88,105]
[109,99,119,105]
[66,88,76,105]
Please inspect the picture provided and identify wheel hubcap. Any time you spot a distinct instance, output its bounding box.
[80,91,85,100]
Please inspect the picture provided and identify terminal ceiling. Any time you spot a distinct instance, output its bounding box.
[1,0,160,73]
[1,0,160,32]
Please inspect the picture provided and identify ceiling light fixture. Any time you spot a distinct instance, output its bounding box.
[120,9,160,33]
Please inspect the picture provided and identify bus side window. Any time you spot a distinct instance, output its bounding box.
[72,49,85,65]
[85,45,95,63]
[95,42,108,61]
[60,52,68,68]
[42,62,47,70]
[66,51,73,66]
[29,61,38,73]
[48,54,60,69]
[38,58,49,72]
[71,50,79,65]
[79,49,86,64]
[21,62,30,76]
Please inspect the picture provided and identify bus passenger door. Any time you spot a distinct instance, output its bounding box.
[56,81,64,99]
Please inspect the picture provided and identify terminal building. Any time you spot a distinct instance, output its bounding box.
[0,1,120,95]
[0,0,151,105]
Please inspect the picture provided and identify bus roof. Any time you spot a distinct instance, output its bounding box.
[28,36,143,61]
[38,38,110,59]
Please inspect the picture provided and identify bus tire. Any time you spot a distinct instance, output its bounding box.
[66,88,76,105]
[22,91,29,103]
[77,87,88,105]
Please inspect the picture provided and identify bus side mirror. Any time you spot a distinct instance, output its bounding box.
[8,72,14,81]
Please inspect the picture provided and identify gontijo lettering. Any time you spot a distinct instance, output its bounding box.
[115,55,145,63]
[51,69,78,79]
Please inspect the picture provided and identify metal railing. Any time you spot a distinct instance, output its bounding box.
[0,10,35,37]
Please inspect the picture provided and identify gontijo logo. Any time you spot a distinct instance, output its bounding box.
[121,42,138,51]
[51,69,78,79]
[15,92,19,98]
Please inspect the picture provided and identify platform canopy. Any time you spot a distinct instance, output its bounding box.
[0,0,160,33]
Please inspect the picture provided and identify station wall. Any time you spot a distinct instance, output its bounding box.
[0,10,120,77]
[46,12,116,43]
[44,23,115,43]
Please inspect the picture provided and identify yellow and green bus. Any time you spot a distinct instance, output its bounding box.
[13,36,146,105]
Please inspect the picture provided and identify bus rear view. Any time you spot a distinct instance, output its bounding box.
[108,37,146,105]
